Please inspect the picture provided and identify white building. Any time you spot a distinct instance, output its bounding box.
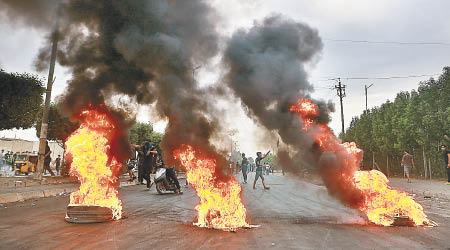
[0,138,65,160]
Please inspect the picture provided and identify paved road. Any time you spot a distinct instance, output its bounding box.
[1,172,449,250]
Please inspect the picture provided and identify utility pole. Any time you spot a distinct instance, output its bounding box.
[35,11,60,180]
[228,130,236,161]
[335,78,346,135]
[365,84,373,111]
[192,65,201,79]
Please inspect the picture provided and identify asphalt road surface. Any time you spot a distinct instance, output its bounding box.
[1,172,449,250]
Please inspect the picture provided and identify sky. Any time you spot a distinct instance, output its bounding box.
[1,0,449,154]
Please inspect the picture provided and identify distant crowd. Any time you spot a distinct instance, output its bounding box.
[0,145,64,176]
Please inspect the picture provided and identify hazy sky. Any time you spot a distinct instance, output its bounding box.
[1,0,449,154]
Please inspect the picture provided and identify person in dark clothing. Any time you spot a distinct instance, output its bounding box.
[43,141,55,176]
[133,139,157,190]
[253,151,270,190]
[241,153,249,183]
[143,139,157,189]
[136,148,145,184]
[55,155,61,175]
[441,145,450,185]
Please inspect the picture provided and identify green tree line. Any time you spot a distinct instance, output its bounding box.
[342,67,450,178]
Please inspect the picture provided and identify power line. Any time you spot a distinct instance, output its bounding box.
[324,38,450,46]
[314,73,440,81]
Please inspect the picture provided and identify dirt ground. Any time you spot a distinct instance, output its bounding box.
[0,172,449,250]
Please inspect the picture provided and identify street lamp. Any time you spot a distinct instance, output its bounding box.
[365,84,374,111]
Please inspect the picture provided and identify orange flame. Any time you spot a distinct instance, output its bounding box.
[290,98,431,226]
[65,107,123,220]
[354,170,430,226]
[173,145,248,230]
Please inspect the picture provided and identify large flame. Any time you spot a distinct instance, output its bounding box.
[290,98,431,226]
[65,107,123,220]
[173,145,248,230]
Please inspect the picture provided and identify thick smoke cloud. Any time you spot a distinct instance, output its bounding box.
[0,0,58,28]
[222,15,367,208]
[0,0,228,172]
[223,15,327,170]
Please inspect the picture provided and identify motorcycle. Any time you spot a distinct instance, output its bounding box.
[154,166,179,194]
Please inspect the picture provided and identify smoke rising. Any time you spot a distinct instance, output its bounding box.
[2,1,366,208]
[0,0,228,172]
[222,14,326,169]
[222,15,365,208]
[0,0,58,29]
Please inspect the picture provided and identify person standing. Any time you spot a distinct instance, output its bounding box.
[55,155,61,176]
[136,147,145,184]
[126,149,137,182]
[9,152,15,169]
[253,151,270,190]
[401,150,415,183]
[441,145,450,185]
[135,139,157,190]
[241,153,249,184]
[43,141,55,176]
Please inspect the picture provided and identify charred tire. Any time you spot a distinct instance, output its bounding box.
[155,182,165,194]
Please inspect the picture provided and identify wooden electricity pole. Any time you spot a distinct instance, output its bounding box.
[35,13,60,180]
[335,78,346,135]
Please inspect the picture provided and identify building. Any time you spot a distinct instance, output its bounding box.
[0,138,65,160]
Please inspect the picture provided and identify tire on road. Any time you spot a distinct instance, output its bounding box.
[155,182,165,194]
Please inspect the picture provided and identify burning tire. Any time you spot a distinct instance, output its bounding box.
[65,205,113,224]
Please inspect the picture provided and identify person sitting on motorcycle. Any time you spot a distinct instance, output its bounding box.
[156,154,182,194]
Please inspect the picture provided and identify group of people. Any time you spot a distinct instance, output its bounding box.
[130,138,182,194]
[0,141,63,176]
[400,145,450,185]
[0,149,16,168]
[240,151,271,190]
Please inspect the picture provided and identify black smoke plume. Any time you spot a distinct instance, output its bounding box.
[0,0,228,173]
[222,14,326,169]
[0,0,58,29]
[222,15,365,208]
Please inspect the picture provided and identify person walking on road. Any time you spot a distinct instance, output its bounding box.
[55,155,61,176]
[441,145,450,185]
[253,151,270,190]
[241,153,249,184]
[401,150,415,183]
[43,141,55,176]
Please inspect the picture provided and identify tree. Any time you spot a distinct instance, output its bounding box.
[231,150,242,164]
[0,69,45,130]
[261,153,274,166]
[129,122,154,146]
[35,103,78,145]
[342,67,450,178]
[129,122,163,153]
[149,132,163,153]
